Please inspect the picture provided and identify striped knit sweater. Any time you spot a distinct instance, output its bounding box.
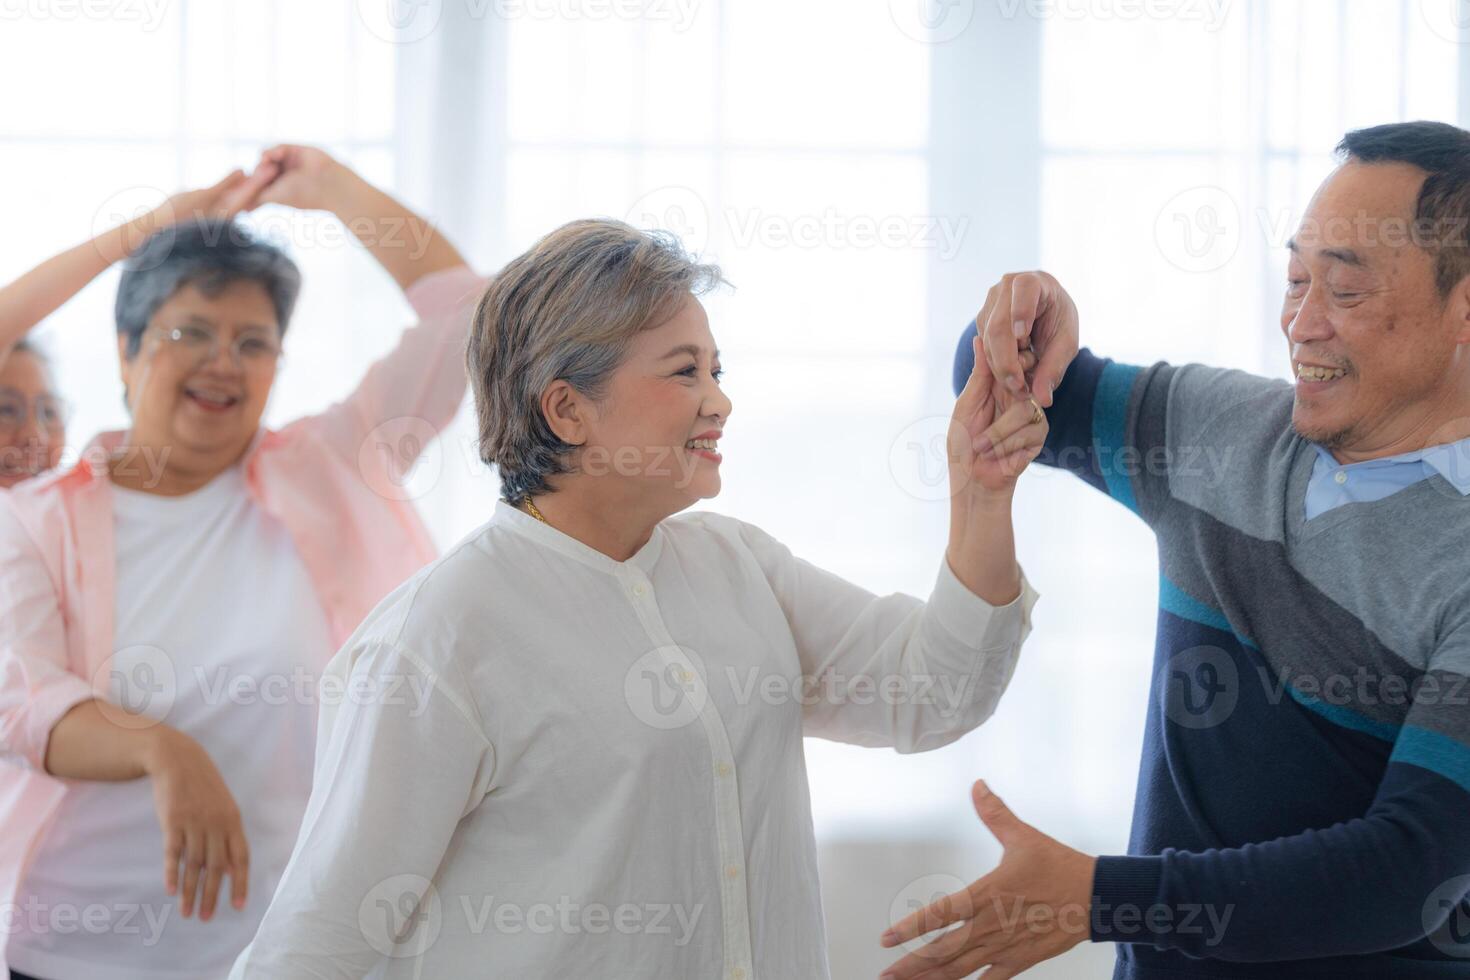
[954,327,1470,979]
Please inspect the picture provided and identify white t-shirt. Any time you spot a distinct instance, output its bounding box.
[8,465,334,980]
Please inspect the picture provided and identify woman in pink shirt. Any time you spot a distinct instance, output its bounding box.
[0,170,274,488]
[0,146,483,980]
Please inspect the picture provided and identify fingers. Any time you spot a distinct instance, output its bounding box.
[218,159,281,216]
[883,884,979,948]
[163,825,183,897]
[229,830,251,910]
[954,335,995,419]
[199,831,227,921]
[179,827,205,918]
[882,916,992,979]
[1029,317,1077,409]
[972,399,1045,458]
[979,286,1027,400]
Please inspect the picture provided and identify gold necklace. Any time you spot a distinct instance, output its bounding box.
[521,498,549,524]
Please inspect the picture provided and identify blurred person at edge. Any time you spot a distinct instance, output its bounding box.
[880,121,1470,980]
[0,172,273,486]
[0,145,484,980]
[228,218,1043,978]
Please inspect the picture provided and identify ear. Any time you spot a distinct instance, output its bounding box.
[1451,273,1470,346]
[540,379,589,447]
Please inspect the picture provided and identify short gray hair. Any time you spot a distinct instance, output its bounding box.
[116,219,302,357]
[467,218,725,502]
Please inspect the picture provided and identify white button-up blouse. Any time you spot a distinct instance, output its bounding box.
[230,500,1039,980]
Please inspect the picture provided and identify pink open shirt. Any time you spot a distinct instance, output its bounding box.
[0,264,487,930]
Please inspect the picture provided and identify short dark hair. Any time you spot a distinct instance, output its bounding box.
[1336,120,1470,301]
[115,219,302,357]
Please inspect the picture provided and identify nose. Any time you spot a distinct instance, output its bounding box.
[705,377,733,424]
[1285,285,1334,347]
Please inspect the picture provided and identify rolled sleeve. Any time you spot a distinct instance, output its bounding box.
[929,556,1039,654]
[0,499,93,771]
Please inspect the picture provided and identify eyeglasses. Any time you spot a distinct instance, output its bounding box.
[150,323,283,371]
[0,387,67,433]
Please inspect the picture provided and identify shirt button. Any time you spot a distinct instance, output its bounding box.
[631,583,647,597]
[732,970,746,980]
[715,762,732,777]
[725,864,741,880]
[1334,470,1348,485]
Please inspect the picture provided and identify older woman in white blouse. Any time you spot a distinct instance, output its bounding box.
[231,219,1047,980]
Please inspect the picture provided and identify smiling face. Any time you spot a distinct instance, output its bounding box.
[117,278,281,481]
[1281,160,1470,460]
[0,348,64,488]
[575,295,731,510]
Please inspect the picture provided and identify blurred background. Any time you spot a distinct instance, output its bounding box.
[4,0,1467,974]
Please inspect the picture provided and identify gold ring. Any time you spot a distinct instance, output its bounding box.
[1028,398,1045,426]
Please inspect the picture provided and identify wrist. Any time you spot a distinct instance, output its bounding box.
[137,724,183,777]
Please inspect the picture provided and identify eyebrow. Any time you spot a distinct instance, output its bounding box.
[1286,237,1366,268]
[658,344,720,360]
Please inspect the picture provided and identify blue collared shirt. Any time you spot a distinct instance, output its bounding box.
[1306,436,1470,519]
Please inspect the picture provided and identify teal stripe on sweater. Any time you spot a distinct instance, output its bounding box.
[1285,685,1400,743]
[1092,362,1143,515]
[1392,725,1470,796]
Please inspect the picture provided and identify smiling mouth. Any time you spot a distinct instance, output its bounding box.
[184,388,241,412]
[1295,364,1348,385]
[684,436,722,461]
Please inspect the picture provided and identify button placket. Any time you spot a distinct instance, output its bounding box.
[618,566,755,980]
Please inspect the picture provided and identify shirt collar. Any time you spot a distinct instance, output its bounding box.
[1312,436,1470,495]
[492,498,665,576]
